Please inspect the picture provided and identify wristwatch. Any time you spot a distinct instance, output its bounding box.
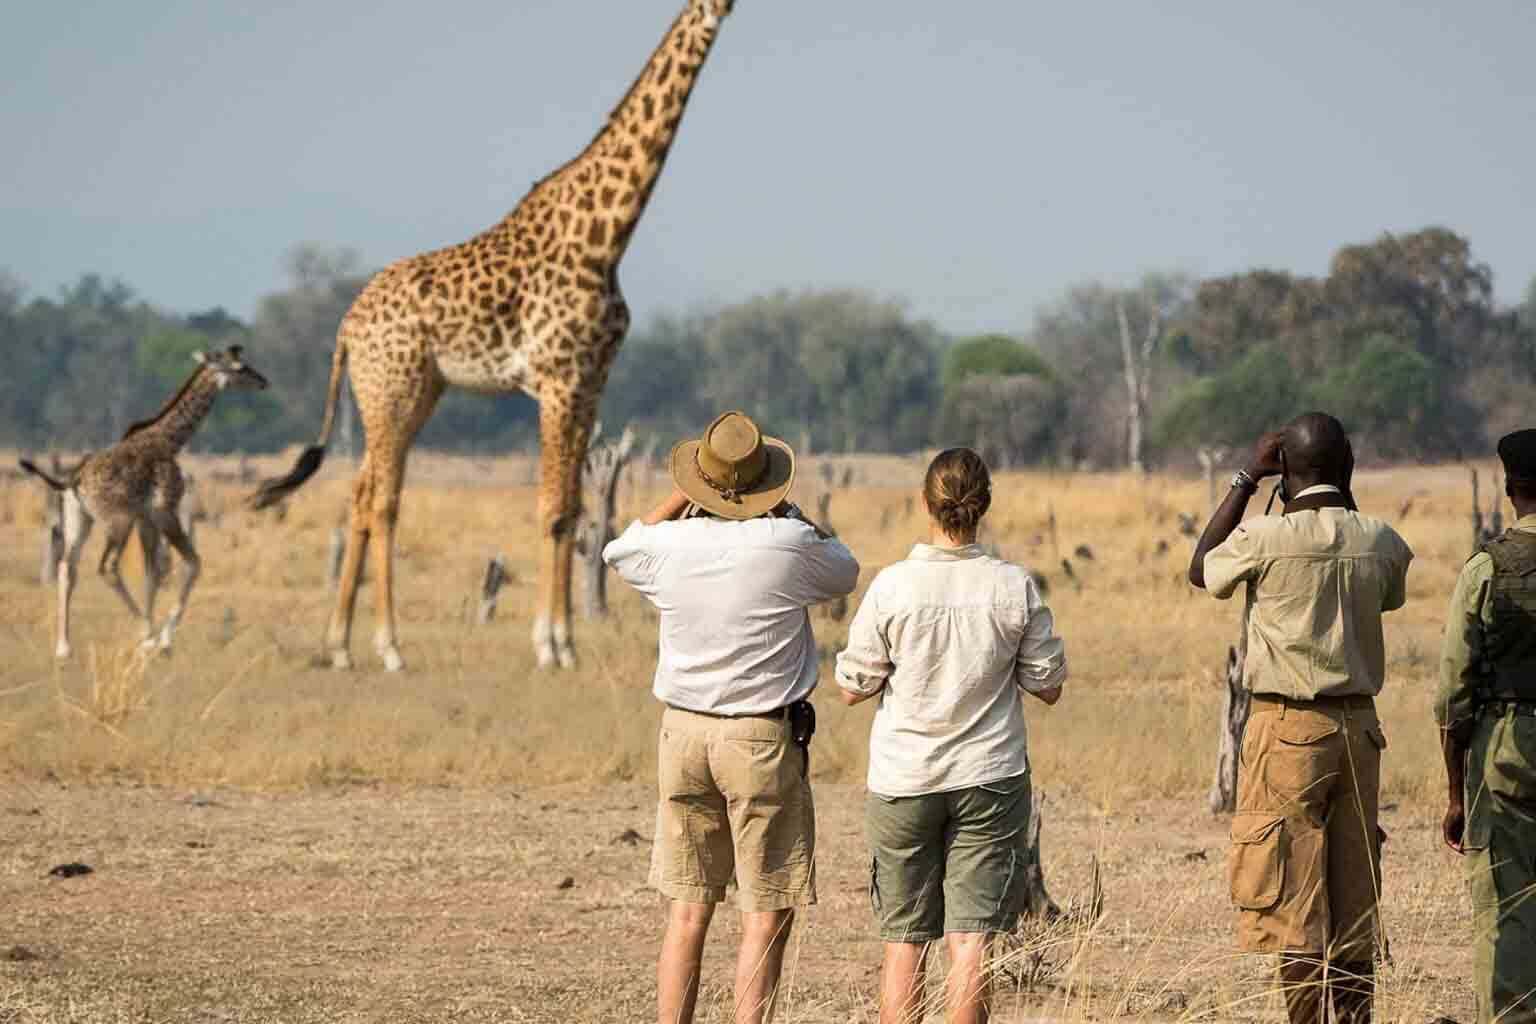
[1231,469,1258,494]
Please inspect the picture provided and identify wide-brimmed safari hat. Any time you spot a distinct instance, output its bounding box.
[670,411,796,520]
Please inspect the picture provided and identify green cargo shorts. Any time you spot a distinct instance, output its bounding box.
[866,772,1032,943]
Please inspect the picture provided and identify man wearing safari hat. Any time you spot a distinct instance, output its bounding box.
[603,411,859,1024]
[1439,429,1536,1024]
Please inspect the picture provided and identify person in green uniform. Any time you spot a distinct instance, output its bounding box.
[1439,428,1536,1024]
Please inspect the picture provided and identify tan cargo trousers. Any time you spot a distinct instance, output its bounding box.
[1229,694,1387,961]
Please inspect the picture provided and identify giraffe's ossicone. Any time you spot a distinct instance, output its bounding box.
[252,0,740,672]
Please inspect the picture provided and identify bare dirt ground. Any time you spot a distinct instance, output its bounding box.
[1,783,1475,1023]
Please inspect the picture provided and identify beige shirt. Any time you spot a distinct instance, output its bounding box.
[834,544,1067,797]
[603,516,860,715]
[1203,486,1413,699]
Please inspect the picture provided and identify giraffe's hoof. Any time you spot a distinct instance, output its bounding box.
[556,645,577,671]
[329,650,353,671]
[54,645,72,660]
[380,649,405,673]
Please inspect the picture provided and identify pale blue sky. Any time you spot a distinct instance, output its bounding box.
[3,0,1532,335]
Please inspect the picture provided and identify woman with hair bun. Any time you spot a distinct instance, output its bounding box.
[835,447,1068,1024]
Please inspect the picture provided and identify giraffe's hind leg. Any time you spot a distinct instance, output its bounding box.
[363,375,443,673]
[97,516,147,639]
[325,452,373,670]
[55,494,93,659]
[136,520,164,648]
[150,512,200,651]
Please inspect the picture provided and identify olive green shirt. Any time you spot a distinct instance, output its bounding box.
[1437,515,1536,732]
[1437,514,1536,847]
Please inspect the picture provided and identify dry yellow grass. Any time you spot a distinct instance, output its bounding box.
[0,455,1487,801]
[0,454,1495,1021]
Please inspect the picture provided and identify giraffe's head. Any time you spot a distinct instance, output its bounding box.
[194,346,269,391]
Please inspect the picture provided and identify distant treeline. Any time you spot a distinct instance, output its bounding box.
[2,226,1532,467]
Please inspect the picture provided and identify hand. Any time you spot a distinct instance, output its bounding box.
[1246,431,1286,480]
[642,489,692,526]
[1442,801,1466,854]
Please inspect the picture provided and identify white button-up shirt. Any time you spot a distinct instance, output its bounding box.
[835,543,1067,797]
[603,516,860,715]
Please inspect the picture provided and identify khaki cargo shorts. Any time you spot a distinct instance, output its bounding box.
[650,706,816,911]
[1228,695,1386,960]
[866,772,1032,943]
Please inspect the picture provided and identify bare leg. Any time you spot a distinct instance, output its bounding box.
[326,453,373,670]
[659,900,714,1024]
[152,516,200,651]
[97,518,146,623]
[879,942,930,1024]
[136,520,163,647]
[944,932,992,1024]
[734,909,795,1024]
[55,496,92,659]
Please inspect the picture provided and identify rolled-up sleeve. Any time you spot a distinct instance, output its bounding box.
[1382,534,1415,612]
[1203,524,1263,600]
[602,521,663,600]
[835,581,891,697]
[1015,583,1068,694]
[1437,554,1492,735]
[791,535,860,606]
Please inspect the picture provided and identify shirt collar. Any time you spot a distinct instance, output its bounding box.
[1293,484,1342,499]
[909,543,986,562]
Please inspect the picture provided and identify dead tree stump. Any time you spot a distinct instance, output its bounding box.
[326,527,345,590]
[1471,466,1504,551]
[578,425,636,620]
[1022,788,1062,922]
[478,556,509,625]
[1208,604,1252,815]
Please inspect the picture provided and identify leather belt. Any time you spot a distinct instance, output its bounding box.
[666,704,788,721]
[1251,692,1375,712]
[1480,700,1536,718]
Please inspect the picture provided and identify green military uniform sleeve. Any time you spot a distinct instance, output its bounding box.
[1437,552,1493,735]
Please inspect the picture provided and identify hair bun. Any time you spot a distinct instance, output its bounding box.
[924,448,992,536]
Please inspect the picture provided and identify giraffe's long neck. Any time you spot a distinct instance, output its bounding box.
[538,5,728,266]
[127,369,221,454]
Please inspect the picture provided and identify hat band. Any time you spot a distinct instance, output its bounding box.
[695,450,768,504]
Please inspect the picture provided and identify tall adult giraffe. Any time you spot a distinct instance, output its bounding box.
[253,0,738,671]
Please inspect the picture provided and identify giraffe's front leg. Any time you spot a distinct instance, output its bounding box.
[533,395,592,671]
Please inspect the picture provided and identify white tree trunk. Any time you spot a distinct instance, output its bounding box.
[579,427,636,620]
[1117,302,1161,474]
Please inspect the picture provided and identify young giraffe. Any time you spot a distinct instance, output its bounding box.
[253,0,739,671]
[22,347,269,658]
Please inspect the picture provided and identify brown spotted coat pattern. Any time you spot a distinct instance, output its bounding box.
[287,0,736,671]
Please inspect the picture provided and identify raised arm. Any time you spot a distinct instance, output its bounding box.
[1189,432,1284,589]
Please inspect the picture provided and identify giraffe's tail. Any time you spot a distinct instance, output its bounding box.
[249,337,348,510]
[18,459,69,491]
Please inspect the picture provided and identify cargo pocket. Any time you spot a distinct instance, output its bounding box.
[1229,813,1285,911]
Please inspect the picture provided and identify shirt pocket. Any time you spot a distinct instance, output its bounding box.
[1228,812,1286,911]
